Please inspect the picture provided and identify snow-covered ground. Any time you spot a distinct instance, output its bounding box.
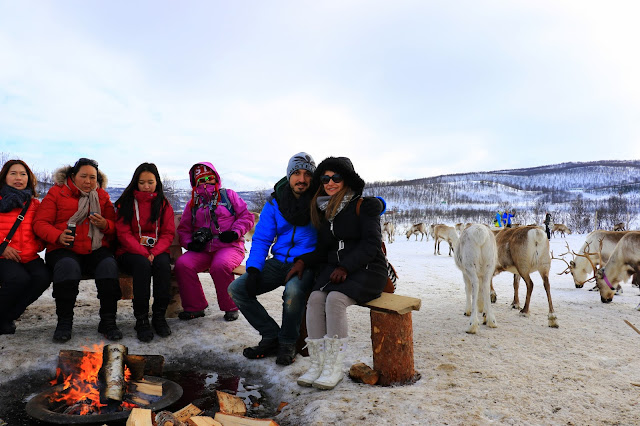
[2,232,640,425]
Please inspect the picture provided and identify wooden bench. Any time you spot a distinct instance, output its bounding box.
[118,213,247,318]
[360,292,421,386]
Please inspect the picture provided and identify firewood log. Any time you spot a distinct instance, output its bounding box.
[213,413,278,425]
[216,390,247,415]
[348,362,380,385]
[130,379,163,396]
[126,407,153,426]
[173,403,204,422]
[124,354,147,381]
[186,417,222,426]
[100,344,127,402]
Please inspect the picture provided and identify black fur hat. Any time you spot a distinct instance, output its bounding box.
[314,156,365,193]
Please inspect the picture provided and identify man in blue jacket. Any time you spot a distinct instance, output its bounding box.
[229,153,318,366]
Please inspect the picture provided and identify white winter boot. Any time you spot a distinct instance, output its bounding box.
[297,338,325,387]
[312,336,348,390]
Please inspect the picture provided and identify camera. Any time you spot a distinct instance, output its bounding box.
[192,227,214,245]
[140,236,156,247]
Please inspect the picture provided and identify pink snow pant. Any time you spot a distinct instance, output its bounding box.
[174,246,245,312]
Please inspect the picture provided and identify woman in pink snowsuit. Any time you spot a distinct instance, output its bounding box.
[175,162,255,322]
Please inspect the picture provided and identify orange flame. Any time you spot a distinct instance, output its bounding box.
[48,344,140,413]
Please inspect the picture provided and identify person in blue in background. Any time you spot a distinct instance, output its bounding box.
[228,152,318,366]
[495,211,503,227]
[503,210,514,228]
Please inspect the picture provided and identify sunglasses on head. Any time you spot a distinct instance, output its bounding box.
[197,175,216,184]
[320,174,343,184]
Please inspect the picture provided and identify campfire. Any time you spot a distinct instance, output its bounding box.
[26,344,182,424]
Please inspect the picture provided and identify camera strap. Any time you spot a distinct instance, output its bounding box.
[134,199,159,243]
[0,198,31,256]
[206,200,222,234]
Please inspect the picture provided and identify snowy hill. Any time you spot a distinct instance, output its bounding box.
[104,160,640,233]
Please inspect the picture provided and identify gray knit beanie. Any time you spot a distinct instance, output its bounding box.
[287,152,316,179]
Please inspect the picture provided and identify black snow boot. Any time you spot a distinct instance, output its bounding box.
[134,313,154,342]
[151,298,171,337]
[133,299,153,342]
[98,297,123,341]
[53,297,76,343]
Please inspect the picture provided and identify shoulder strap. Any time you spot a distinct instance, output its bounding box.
[355,197,364,216]
[219,188,236,216]
[0,198,32,256]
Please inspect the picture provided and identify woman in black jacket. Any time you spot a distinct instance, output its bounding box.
[286,156,386,390]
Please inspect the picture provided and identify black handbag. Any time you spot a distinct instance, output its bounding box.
[0,198,32,256]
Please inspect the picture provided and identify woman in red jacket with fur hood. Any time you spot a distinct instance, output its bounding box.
[115,163,175,342]
[33,158,121,343]
[0,160,50,335]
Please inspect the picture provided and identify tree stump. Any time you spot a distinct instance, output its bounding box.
[370,310,417,386]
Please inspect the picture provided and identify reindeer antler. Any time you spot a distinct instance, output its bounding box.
[572,245,600,285]
[550,250,572,275]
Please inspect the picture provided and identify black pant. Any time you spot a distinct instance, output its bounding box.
[118,252,171,305]
[0,258,50,321]
[45,247,120,300]
[545,225,551,240]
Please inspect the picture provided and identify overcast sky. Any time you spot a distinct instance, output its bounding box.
[2,1,640,190]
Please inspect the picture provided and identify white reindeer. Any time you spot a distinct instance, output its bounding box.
[454,224,497,334]
[558,230,631,288]
[383,222,395,243]
[494,225,558,328]
[433,224,459,256]
[590,232,640,304]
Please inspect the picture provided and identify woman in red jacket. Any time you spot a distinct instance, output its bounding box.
[33,158,121,343]
[0,160,50,335]
[115,163,175,342]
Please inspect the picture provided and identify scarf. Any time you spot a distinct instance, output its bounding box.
[317,190,355,222]
[0,186,32,213]
[66,179,103,250]
[272,177,313,227]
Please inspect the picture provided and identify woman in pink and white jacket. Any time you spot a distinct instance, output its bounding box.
[175,162,255,322]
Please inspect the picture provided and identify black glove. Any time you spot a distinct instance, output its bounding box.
[219,231,239,243]
[330,266,348,283]
[187,241,206,252]
[245,267,262,298]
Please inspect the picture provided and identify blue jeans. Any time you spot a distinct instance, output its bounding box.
[228,257,314,345]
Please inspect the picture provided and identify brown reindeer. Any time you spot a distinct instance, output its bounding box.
[405,223,427,241]
[551,223,572,238]
[433,224,459,256]
[494,225,558,328]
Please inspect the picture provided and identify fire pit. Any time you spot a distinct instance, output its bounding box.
[25,377,182,424]
[25,344,183,424]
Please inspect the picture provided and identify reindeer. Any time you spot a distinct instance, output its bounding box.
[405,223,427,241]
[455,222,472,235]
[383,222,395,243]
[555,230,631,288]
[588,232,640,303]
[454,224,497,334]
[551,223,572,238]
[613,222,626,232]
[433,224,459,256]
[494,225,558,328]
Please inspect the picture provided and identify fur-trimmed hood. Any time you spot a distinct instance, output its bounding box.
[54,165,109,189]
[313,156,365,194]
